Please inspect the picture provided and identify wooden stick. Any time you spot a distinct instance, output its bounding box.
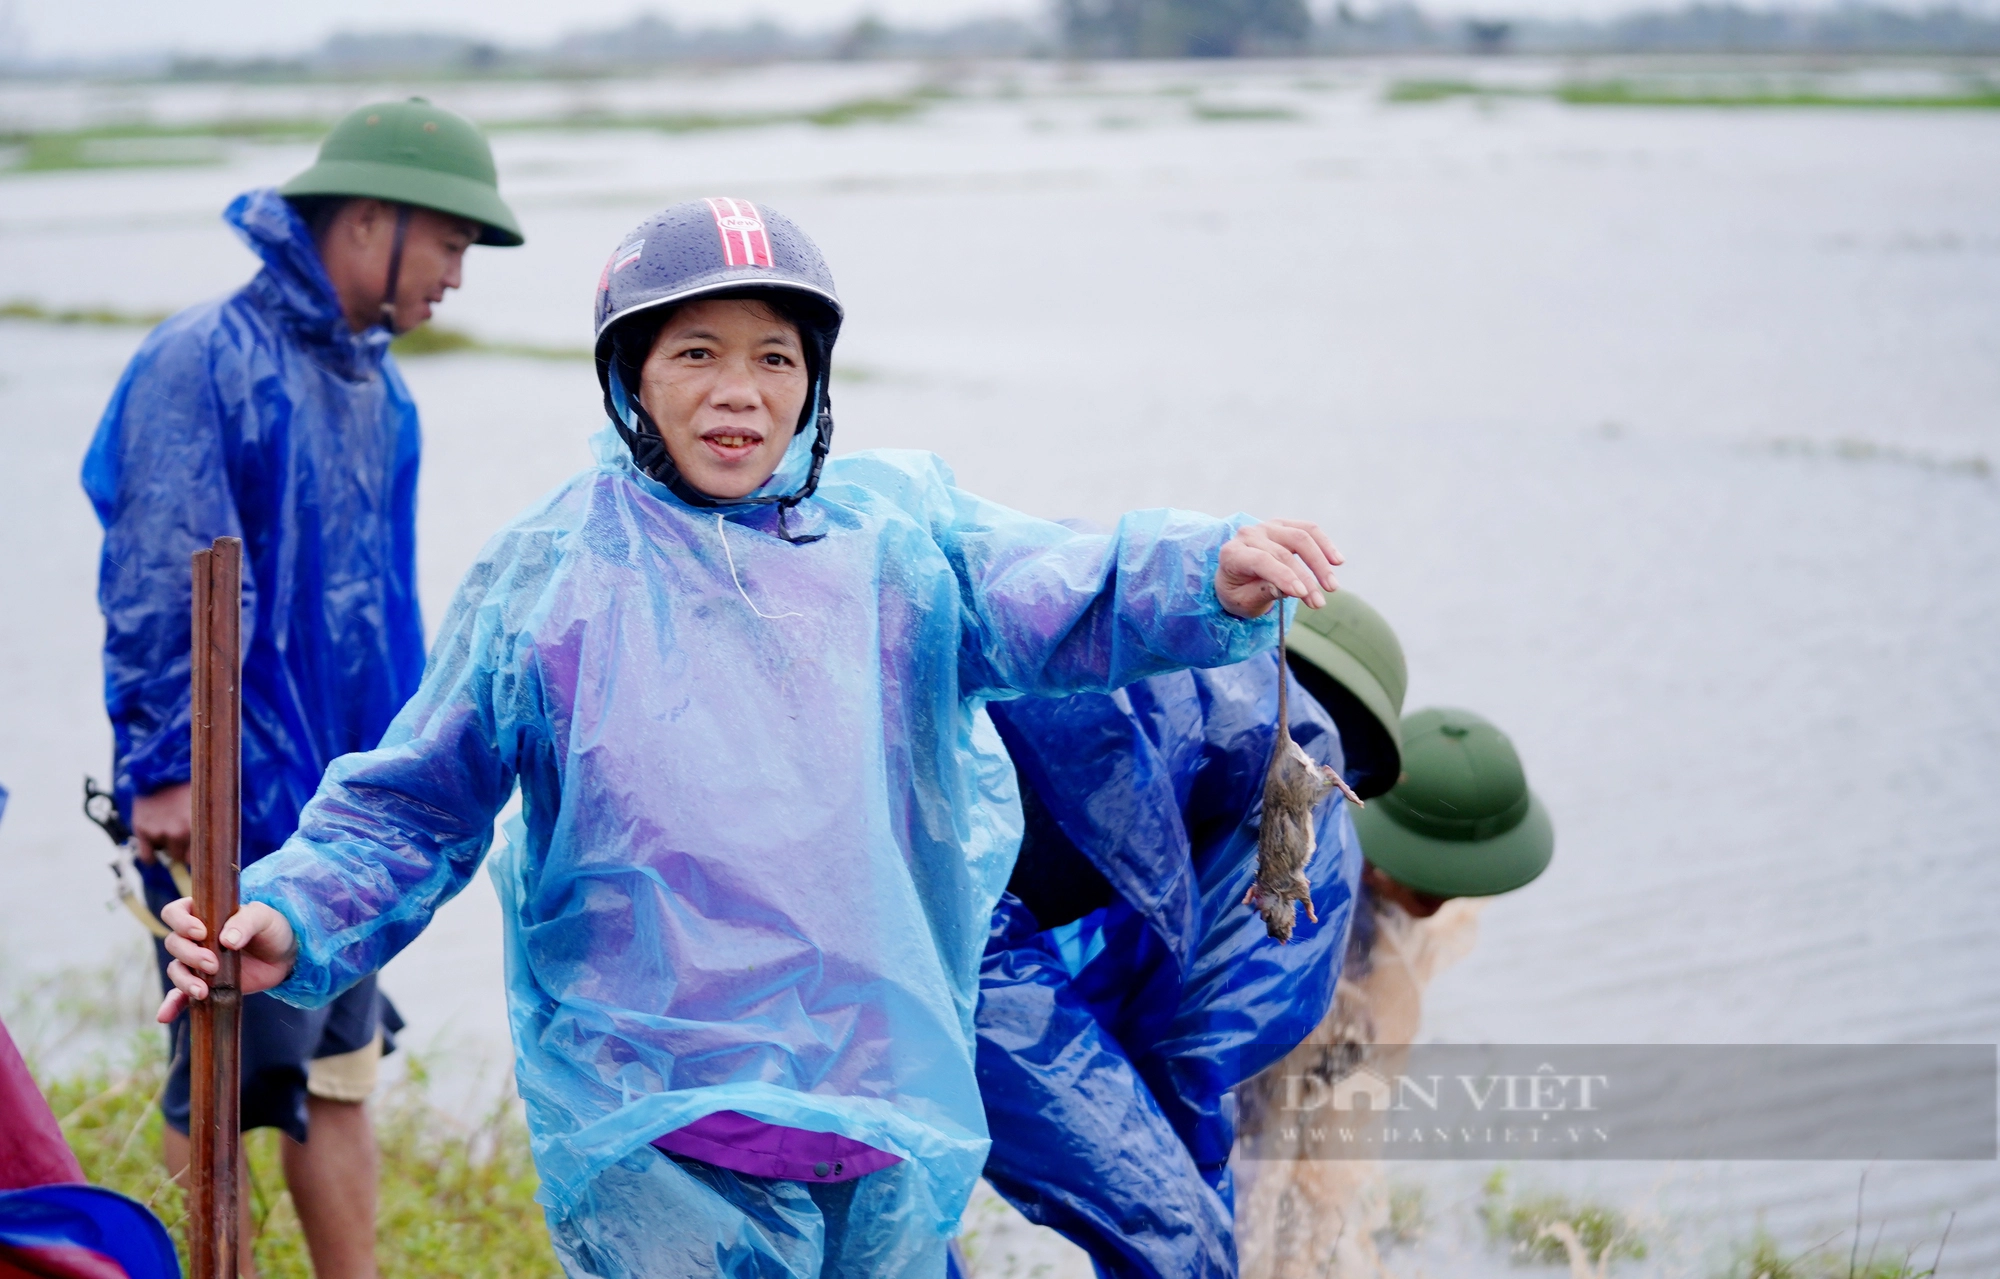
[188,537,243,1279]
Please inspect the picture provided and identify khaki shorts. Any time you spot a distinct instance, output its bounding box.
[307,1031,384,1103]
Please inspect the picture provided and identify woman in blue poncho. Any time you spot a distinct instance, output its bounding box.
[156,199,1342,1278]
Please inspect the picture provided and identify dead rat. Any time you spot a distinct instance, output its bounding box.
[1244,605,1363,943]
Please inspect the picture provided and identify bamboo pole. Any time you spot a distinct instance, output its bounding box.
[188,536,243,1279]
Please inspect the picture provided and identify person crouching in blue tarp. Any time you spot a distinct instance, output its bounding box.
[153,198,1344,1278]
[969,591,1408,1278]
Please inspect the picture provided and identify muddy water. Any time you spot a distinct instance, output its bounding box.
[1,60,1995,1271]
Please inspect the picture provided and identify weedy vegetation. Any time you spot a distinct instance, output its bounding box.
[10,951,559,1278]
[1480,1170,1648,1268]
[1556,81,2000,108]
[0,88,952,175]
[1715,1230,1950,1279]
[1385,79,2000,109]
[385,326,591,362]
[1189,102,1300,121]
[1381,1181,1427,1247]
[1,301,590,362]
[1,299,171,327]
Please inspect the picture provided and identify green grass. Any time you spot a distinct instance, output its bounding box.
[1,89,948,175]
[1385,78,2000,109]
[1385,79,1512,103]
[40,1035,558,1278]
[44,1041,187,1245]
[1,298,170,327]
[8,948,557,1277]
[1556,81,2000,109]
[1715,1229,1948,1279]
[1190,102,1301,122]
[389,325,591,361]
[512,86,947,134]
[1382,1181,1427,1247]
[1,301,589,362]
[1480,1170,1647,1267]
[804,92,940,126]
[0,119,327,173]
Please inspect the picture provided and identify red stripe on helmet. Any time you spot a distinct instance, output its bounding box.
[705,197,771,269]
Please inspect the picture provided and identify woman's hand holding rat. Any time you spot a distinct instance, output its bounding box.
[1216,519,1342,618]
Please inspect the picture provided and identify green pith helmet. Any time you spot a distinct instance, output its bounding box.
[280,98,523,247]
[1353,707,1554,899]
[1284,590,1408,799]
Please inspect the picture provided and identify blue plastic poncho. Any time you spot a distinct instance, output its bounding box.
[81,188,424,860]
[978,656,1362,1278]
[241,423,1277,1252]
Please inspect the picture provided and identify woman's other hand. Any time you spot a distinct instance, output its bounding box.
[1216,519,1343,618]
[156,900,298,1023]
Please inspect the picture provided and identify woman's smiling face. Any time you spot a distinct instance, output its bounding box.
[638,297,809,501]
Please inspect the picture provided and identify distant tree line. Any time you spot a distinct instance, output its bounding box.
[43,0,1998,79]
[1061,0,1311,57]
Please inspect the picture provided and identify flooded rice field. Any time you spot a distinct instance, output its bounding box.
[1,58,1996,1273]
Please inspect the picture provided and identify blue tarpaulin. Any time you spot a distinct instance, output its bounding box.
[979,654,1363,1277]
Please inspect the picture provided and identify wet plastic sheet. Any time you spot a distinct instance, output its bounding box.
[81,188,424,862]
[242,424,1275,1254]
[975,895,1235,1279]
[980,655,1363,1277]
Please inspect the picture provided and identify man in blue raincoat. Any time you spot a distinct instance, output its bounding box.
[972,591,1409,1278]
[152,198,1345,1278]
[81,99,521,1276]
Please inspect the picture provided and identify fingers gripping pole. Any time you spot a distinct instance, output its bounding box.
[189,537,243,1279]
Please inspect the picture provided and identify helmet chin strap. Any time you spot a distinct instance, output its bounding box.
[377,204,413,334]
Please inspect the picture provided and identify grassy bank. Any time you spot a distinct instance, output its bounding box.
[384,325,590,362]
[0,87,948,175]
[1,299,589,361]
[43,1036,559,1277]
[1,299,171,328]
[1386,78,2000,108]
[0,118,328,173]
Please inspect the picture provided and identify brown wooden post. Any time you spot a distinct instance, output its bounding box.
[188,537,243,1279]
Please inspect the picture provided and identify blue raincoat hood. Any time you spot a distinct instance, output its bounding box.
[225,187,394,376]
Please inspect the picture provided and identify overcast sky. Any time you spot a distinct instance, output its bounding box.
[6,0,1965,60]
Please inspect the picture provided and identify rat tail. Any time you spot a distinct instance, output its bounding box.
[1276,601,1290,738]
